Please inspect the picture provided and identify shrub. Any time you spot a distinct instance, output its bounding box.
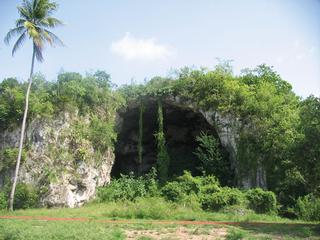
[0,148,26,173]
[0,191,7,210]
[161,181,185,202]
[161,171,201,202]
[14,183,38,209]
[97,170,158,202]
[277,168,307,208]
[89,116,117,151]
[194,131,231,185]
[176,171,202,194]
[98,175,146,202]
[161,171,220,203]
[295,194,320,221]
[198,174,220,195]
[161,171,221,207]
[246,188,277,214]
[202,187,245,211]
[194,132,222,173]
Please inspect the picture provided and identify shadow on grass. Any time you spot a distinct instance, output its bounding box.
[238,222,320,239]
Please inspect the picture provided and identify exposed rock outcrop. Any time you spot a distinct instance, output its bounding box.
[167,96,266,188]
[0,97,266,209]
[114,96,267,188]
[0,112,114,207]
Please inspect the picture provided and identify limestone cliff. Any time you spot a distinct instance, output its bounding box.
[169,96,267,188]
[0,97,266,208]
[0,112,114,207]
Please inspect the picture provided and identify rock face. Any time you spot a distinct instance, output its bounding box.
[0,112,114,208]
[0,97,266,208]
[113,99,223,177]
[114,96,267,188]
[168,96,267,188]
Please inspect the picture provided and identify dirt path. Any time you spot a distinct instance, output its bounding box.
[0,215,316,227]
[125,226,228,240]
[0,215,241,226]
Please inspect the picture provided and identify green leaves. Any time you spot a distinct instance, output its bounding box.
[5,0,63,62]
[155,100,170,183]
[0,78,25,129]
[89,115,117,151]
[194,131,230,184]
[0,148,26,173]
[246,188,277,214]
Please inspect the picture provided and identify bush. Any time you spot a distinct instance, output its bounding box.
[161,171,201,202]
[295,194,320,221]
[89,116,117,151]
[176,171,202,194]
[161,181,186,202]
[14,183,38,209]
[97,170,158,202]
[202,187,245,211]
[246,188,277,214]
[0,148,26,173]
[194,132,231,184]
[161,171,220,203]
[198,174,220,195]
[0,191,7,210]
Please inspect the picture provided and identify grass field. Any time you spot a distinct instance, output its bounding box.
[0,218,319,240]
[0,200,319,239]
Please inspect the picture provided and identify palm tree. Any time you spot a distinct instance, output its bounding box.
[4,0,63,211]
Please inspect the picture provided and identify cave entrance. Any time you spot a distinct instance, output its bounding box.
[112,100,226,178]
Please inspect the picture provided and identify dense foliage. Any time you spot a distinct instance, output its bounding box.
[98,171,279,216]
[97,169,158,202]
[246,188,277,214]
[155,100,170,183]
[0,191,7,210]
[0,183,38,210]
[12,183,38,209]
[117,64,319,215]
[295,194,320,221]
[0,148,26,174]
[0,71,124,149]
[194,131,231,185]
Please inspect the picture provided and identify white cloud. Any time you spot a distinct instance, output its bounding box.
[110,33,173,61]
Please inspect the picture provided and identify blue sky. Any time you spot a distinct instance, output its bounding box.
[0,0,319,97]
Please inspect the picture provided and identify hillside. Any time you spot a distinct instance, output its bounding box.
[0,64,319,221]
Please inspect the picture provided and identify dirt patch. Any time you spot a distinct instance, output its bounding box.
[125,226,228,240]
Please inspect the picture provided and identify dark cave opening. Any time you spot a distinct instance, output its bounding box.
[112,100,229,179]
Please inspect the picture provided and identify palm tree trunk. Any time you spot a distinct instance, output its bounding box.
[9,45,36,211]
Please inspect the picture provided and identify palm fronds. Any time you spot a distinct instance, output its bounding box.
[4,0,63,61]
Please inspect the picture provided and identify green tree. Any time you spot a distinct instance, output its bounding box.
[194,132,231,184]
[295,96,320,195]
[4,0,63,210]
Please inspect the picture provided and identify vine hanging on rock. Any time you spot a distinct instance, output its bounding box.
[137,102,145,173]
[155,100,170,183]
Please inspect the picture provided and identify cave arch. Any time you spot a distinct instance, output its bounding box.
[112,99,231,180]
